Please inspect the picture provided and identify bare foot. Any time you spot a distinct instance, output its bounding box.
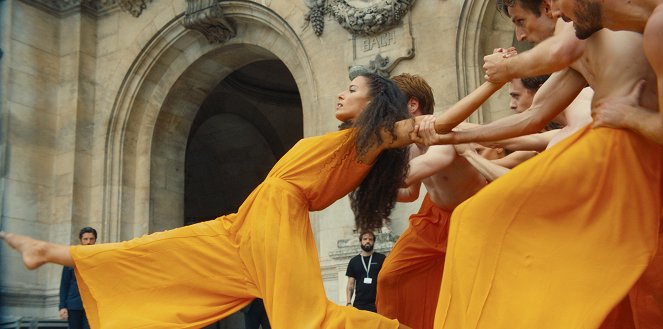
[1,231,48,269]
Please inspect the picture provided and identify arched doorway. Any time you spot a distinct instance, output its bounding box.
[184,59,302,224]
[103,2,317,242]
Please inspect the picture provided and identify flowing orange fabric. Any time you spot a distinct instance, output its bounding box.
[434,125,662,329]
[70,129,401,329]
[376,194,451,329]
[628,225,663,328]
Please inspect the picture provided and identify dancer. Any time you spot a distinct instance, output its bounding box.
[552,0,663,147]
[416,26,662,329]
[375,73,491,329]
[2,73,430,329]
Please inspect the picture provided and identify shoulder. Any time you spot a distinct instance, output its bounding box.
[419,145,457,163]
[374,252,387,260]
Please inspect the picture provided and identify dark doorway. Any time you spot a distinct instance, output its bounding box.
[185,59,303,224]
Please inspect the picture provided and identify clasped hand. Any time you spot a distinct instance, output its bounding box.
[410,115,457,146]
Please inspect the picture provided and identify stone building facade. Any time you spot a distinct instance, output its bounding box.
[0,0,516,323]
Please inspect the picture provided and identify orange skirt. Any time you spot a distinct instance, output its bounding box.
[435,126,662,328]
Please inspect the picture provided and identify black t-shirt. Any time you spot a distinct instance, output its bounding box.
[345,252,386,307]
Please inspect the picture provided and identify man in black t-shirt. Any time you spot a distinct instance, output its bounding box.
[345,231,386,312]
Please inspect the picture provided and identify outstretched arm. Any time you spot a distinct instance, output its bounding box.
[421,68,586,145]
[593,13,663,146]
[454,144,509,181]
[483,20,585,83]
[492,150,538,168]
[481,129,558,152]
[371,79,505,157]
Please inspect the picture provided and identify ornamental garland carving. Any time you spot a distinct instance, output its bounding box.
[305,0,414,36]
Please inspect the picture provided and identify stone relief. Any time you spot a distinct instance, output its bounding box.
[304,0,414,36]
[183,0,236,44]
[118,0,151,17]
[20,0,152,17]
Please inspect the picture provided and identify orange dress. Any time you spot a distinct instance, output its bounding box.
[376,194,452,329]
[70,129,401,329]
[434,125,662,329]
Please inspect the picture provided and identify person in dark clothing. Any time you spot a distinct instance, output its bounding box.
[345,231,386,312]
[59,227,97,329]
[242,298,271,329]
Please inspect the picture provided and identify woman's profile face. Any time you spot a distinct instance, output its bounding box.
[335,76,372,122]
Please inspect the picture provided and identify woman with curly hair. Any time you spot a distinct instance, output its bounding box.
[2,73,428,329]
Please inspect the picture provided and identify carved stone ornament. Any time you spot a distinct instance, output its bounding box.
[183,0,236,44]
[348,54,391,78]
[305,0,413,37]
[118,0,151,17]
[19,0,151,17]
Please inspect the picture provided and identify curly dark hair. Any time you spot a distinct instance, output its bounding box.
[342,73,411,232]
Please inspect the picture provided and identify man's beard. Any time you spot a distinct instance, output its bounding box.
[572,1,603,39]
[361,244,374,252]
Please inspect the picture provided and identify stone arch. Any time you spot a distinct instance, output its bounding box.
[456,0,515,123]
[104,2,314,241]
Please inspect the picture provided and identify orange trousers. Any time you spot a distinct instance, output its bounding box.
[376,194,452,329]
[71,178,400,329]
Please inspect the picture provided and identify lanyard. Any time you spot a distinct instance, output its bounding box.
[360,253,373,278]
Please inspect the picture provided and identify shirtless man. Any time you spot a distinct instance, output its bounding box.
[416,17,662,329]
[551,0,663,326]
[483,0,586,83]
[552,0,663,146]
[375,73,491,329]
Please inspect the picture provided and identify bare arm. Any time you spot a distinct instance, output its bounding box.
[483,20,586,83]
[454,144,510,181]
[433,82,505,134]
[404,145,457,184]
[482,129,558,152]
[422,68,587,145]
[397,183,421,202]
[346,277,355,305]
[368,80,504,160]
[492,150,538,168]
[592,13,663,145]
[397,145,456,202]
